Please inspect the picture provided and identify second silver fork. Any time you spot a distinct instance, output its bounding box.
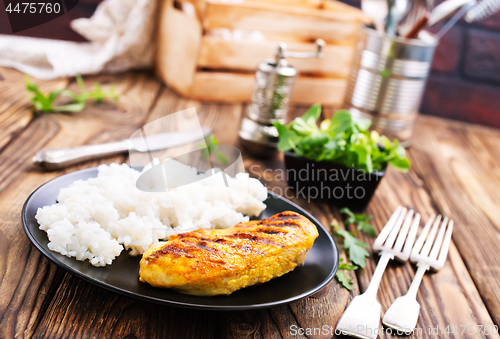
[382,214,454,332]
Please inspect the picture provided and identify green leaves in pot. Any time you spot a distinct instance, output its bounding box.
[273,104,410,173]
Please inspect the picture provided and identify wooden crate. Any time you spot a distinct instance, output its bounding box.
[155,0,368,105]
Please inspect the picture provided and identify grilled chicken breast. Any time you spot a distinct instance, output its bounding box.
[139,211,319,296]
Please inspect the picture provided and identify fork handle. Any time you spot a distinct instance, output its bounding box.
[406,264,430,299]
[32,141,129,170]
[364,252,393,299]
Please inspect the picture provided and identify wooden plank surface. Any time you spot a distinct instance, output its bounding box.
[410,117,500,328]
[0,68,499,339]
[197,37,354,77]
[189,71,347,105]
[203,1,365,45]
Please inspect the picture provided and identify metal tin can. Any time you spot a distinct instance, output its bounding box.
[343,25,437,147]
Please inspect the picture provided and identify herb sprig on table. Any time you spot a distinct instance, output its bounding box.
[201,134,228,164]
[340,207,376,237]
[332,208,377,290]
[25,75,118,113]
[273,104,410,173]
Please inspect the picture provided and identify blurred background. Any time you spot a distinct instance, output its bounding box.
[1,0,499,128]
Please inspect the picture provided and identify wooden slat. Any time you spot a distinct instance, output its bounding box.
[0,70,163,338]
[245,0,370,16]
[244,0,333,10]
[188,0,368,16]
[292,76,347,105]
[198,37,354,77]
[190,72,254,102]
[33,275,216,339]
[155,0,202,96]
[410,115,500,327]
[209,0,368,22]
[189,71,347,105]
[203,1,364,45]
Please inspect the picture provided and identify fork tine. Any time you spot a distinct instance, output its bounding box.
[420,215,442,257]
[436,220,454,269]
[393,209,414,252]
[399,212,420,260]
[373,206,403,249]
[384,208,408,248]
[429,217,449,260]
[411,214,435,255]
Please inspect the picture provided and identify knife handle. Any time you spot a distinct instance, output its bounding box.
[32,140,129,170]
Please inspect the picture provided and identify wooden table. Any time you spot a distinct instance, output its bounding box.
[0,67,499,339]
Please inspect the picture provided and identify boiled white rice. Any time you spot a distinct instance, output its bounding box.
[35,161,268,267]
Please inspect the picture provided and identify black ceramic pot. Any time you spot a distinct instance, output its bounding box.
[284,151,386,211]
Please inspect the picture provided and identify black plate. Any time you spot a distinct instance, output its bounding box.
[22,168,339,310]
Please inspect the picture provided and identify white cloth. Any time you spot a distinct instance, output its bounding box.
[0,0,157,80]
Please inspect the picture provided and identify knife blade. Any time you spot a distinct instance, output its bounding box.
[33,126,213,170]
[130,126,212,152]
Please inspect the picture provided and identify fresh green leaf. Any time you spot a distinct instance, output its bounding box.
[378,135,393,151]
[338,258,358,271]
[288,138,304,156]
[370,130,380,142]
[76,75,85,91]
[320,119,331,131]
[354,117,372,131]
[357,220,376,237]
[53,102,87,112]
[200,134,228,164]
[336,270,354,290]
[25,75,61,112]
[290,117,314,135]
[274,121,297,152]
[301,103,322,124]
[331,230,363,291]
[340,207,356,225]
[389,157,411,172]
[298,132,329,151]
[336,228,370,268]
[340,208,376,238]
[328,110,351,134]
[352,144,370,172]
[48,89,62,102]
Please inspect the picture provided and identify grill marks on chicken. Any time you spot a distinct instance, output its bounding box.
[139,211,319,296]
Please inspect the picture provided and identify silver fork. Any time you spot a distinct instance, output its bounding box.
[336,206,420,339]
[382,215,454,332]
